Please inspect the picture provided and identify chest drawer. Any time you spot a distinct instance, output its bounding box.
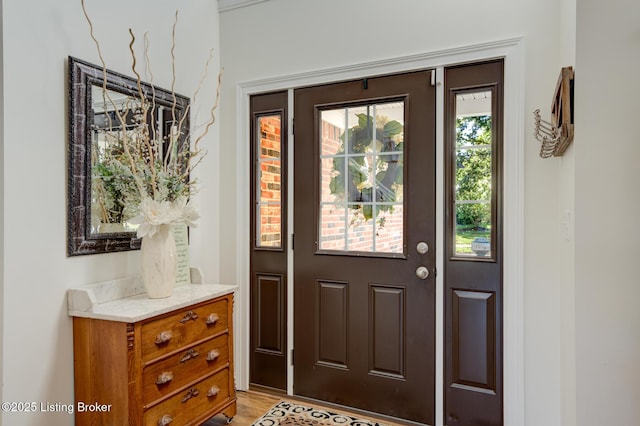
[142,333,229,406]
[141,298,229,362]
[143,368,231,426]
[72,287,237,426]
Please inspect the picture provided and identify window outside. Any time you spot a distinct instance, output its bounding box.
[454,91,493,257]
[256,114,282,248]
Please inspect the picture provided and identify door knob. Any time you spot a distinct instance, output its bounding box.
[416,266,429,280]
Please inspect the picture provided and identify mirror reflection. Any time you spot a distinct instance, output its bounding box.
[90,85,141,234]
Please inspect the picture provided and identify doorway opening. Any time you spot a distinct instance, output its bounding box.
[241,39,524,426]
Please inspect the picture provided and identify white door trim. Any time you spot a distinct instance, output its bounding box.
[435,65,445,426]
[235,37,525,426]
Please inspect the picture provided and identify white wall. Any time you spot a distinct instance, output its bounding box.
[0,0,4,416]
[575,0,640,425]
[1,2,220,425]
[558,0,577,424]
[219,0,573,425]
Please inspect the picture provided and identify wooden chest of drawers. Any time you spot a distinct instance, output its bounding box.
[72,292,236,425]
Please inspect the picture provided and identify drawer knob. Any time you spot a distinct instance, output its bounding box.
[158,414,173,426]
[205,313,219,325]
[155,330,173,345]
[181,387,200,403]
[207,385,221,397]
[206,349,220,362]
[180,310,199,323]
[180,348,200,363]
[155,371,174,385]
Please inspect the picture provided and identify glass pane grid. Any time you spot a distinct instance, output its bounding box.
[319,102,404,255]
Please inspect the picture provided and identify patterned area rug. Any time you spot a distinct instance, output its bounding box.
[252,401,384,426]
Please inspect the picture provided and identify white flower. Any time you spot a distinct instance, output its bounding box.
[177,198,200,228]
[129,197,199,238]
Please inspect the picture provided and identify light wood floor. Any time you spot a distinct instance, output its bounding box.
[203,389,415,425]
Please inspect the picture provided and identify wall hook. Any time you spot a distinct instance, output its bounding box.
[533,109,561,158]
[533,66,574,158]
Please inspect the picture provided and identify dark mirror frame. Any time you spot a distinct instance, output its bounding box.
[67,56,190,256]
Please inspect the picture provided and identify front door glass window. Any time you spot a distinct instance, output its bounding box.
[319,101,404,254]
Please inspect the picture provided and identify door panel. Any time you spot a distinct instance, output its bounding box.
[452,289,496,390]
[369,285,405,377]
[294,71,436,424]
[255,274,285,353]
[250,91,288,391]
[317,280,348,367]
[444,60,504,426]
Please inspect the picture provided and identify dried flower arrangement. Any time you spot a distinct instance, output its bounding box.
[80,0,221,238]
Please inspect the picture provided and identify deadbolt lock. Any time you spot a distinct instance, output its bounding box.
[416,242,429,254]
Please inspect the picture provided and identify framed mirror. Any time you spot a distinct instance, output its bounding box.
[67,56,190,256]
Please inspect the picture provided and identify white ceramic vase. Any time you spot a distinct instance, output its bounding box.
[140,224,177,298]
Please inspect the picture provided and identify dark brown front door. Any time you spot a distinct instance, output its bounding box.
[293,71,436,424]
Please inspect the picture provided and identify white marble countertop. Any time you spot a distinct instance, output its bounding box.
[67,270,237,323]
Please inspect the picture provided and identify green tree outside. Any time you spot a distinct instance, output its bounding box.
[455,115,492,253]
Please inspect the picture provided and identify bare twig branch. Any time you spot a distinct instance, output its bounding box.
[190,69,223,168]
[144,32,159,145]
[165,10,180,173]
[80,0,147,199]
[128,28,159,199]
[174,47,216,180]
[80,0,223,209]
[176,48,214,145]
